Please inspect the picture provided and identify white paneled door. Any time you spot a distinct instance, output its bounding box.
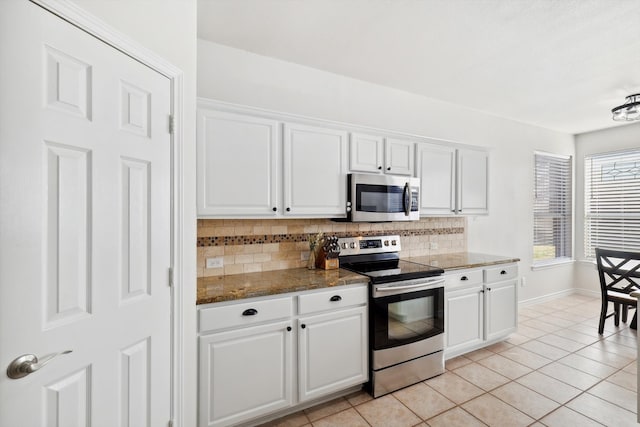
[0,2,172,426]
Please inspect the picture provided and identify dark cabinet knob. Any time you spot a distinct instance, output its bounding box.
[272,207,277,212]
[500,270,507,275]
[286,207,291,212]
[301,324,306,329]
[378,166,382,170]
[486,287,492,291]
[330,295,342,302]
[242,308,258,316]
[387,167,391,171]
[286,326,292,332]
[461,276,468,281]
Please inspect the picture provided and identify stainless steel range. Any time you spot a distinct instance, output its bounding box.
[338,235,445,397]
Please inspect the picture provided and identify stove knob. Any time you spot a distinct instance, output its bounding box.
[341,242,348,249]
[391,240,397,246]
[384,240,389,246]
[350,242,356,249]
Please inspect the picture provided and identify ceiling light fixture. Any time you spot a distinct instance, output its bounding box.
[612,94,640,121]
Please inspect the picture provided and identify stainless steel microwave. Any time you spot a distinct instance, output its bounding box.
[347,173,420,222]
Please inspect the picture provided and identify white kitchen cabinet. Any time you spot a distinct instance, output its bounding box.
[350,132,384,173]
[349,133,414,176]
[457,147,489,215]
[199,320,294,427]
[444,263,518,359]
[416,142,488,216]
[445,284,484,354]
[198,284,368,426]
[298,306,368,402]
[485,279,518,341]
[283,123,348,217]
[196,109,280,217]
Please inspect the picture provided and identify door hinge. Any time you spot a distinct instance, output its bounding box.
[168,267,174,287]
[169,115,175,135]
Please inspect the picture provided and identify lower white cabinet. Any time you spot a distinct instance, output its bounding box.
[298,306,368,402]
[444,263,518,359]
[198,285,368,427]
[199,321,294,427]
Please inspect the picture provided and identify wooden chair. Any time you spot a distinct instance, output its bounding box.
[595,248,640,335]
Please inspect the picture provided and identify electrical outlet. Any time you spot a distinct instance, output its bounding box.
[429,242,438,250]
[300,252,310,261]
[206,257,223,269]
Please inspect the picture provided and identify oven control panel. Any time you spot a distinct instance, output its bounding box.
[338,235,401,256]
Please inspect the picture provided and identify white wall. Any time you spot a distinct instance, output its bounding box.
[574,121,640,295]
[197,39,576,303]
[69,2,198,426]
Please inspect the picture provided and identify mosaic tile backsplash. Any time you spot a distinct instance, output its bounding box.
[197,218,467,278]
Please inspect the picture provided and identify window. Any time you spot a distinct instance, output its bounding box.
[584,149,640,258]
[533,152,572,265]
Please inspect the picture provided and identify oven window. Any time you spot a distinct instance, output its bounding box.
[388,298,435,340]
[372,287,444,350]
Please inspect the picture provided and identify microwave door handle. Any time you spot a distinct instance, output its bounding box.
[403,182,410,216]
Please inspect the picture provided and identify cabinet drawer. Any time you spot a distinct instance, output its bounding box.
[298,285,367,315]
[199,297,293,333]
[484,264,518,283]
[444,269,483,288]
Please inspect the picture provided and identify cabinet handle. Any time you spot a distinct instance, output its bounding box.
[272,207,277,212]
[378,166,382,170]
[500,270,507,275]
[301,324,306,329]
[486,287,492,291]
[461,276,468,281]
[242,308,258,316]
[387,167,391,171]
[330,295,342,302]
[286,326,292,332]
[286,207,291,212]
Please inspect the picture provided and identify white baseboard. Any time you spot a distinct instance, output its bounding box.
[518,287,599,308]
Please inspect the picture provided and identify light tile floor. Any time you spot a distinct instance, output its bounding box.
[258,294,638,427]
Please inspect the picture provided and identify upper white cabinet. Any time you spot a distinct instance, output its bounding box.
[349,133,384,173]
[385,137,414,176]
[283,123,347,217]
[197,109,280,216]
[349,133,414,176]
[457,147,489,215]
[416,142,488,215]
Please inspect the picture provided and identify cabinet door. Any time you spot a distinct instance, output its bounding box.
[350,132,384,173]
[416,143,456,215]
[197,109,279,216]
[384,137,414,176]
[485,280,518,341]
[445,285,484,358]
[298,306,368,402]
[199,321,293,427]
[283,123,347,217]
[457,148,489,215]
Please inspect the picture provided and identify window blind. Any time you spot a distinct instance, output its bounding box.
[533,152,572,264]
[584,149,640,258]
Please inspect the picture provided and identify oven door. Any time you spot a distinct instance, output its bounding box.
[371,284,444,352]
[349,173,419,222]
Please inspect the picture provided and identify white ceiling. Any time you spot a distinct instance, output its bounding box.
[198,0,640,135]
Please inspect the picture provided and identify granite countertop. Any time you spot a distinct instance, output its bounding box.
[197,268,369,305]
[197,252,520,305]
[406,252,520,271]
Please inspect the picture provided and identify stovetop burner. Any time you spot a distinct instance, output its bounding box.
[338,235,444,284]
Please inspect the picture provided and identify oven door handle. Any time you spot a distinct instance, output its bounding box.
[403,182,410,216]
[375,278,445,292]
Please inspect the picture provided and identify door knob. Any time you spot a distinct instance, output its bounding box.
[7,350,72,379]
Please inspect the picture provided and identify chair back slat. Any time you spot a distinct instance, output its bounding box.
[595,248,640,296]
